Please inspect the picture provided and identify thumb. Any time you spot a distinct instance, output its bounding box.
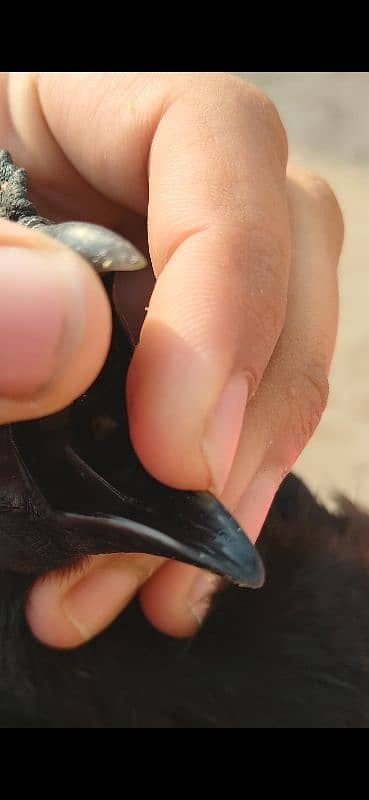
[0,221,111,424]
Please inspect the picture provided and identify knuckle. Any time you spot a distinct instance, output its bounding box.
[178,73,288,166]
[304,170,336,201]
[289,366,329,452]
[308,171,342,215]
[242,87,288,164]
[290,164,335,203]
[291,165,345,250]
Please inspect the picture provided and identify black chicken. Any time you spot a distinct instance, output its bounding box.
[1,150,369,728]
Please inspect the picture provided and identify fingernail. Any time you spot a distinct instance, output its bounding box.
[0,247,85,398]
[202,372,248,495]
[62,558,139,643]
[187,570,223,626]
[234,469,282,544]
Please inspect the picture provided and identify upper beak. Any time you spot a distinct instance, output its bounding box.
[39,221,148,272]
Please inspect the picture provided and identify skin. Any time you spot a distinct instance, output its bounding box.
[0,72,343,648]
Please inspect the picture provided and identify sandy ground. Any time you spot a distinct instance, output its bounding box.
[232,73,369,510]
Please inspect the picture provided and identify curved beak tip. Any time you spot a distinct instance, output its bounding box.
[199,536,266,589]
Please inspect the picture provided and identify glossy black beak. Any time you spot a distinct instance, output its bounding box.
[59,449,265,588]
[9,416,264,587]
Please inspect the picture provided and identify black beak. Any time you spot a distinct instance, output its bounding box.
[10,410,264,587]
[58,445,265,588]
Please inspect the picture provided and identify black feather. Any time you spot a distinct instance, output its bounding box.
[1,474,369,728]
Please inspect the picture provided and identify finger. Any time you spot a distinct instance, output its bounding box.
[127,76,291,492]
[223,165,344,539]
[0,220,111,424]
[26,553,165,649]
[140,561,224,638]
[139,165,344,638]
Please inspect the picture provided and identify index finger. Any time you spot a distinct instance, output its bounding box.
[129,74,291,490]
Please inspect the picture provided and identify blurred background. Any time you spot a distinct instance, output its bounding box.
[232,73,369,509]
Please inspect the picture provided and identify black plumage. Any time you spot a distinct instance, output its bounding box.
[1,473,369,728]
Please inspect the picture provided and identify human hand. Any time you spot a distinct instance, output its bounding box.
[0,72,343,647]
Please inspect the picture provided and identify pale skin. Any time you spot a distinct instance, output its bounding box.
[0,72,344,648]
